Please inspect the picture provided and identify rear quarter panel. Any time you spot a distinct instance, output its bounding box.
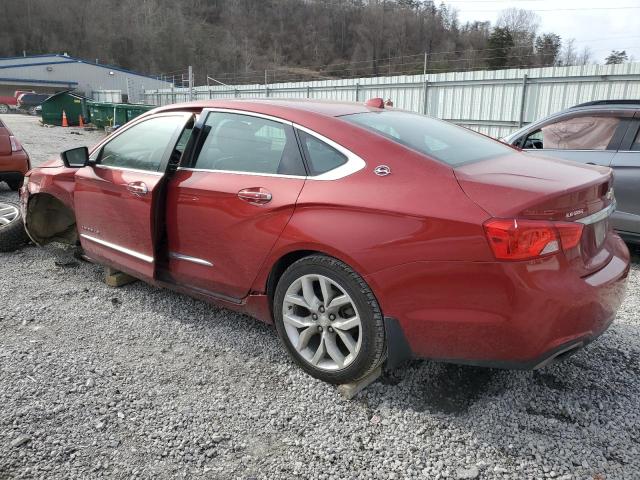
[252,139,493,292]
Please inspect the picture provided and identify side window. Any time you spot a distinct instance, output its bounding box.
[521,130,543,149]
[193,112,305,176]
[524,116,620,151]
[99,116,184,171]
[297,130,347,175]
[632,126,640,151]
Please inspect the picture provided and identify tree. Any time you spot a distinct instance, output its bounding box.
[0,0,567,82]
[534,33,561,66]
[497,8,539,66]
[486,27,514,69]
[557,39,593,67]
[605,50,629,65]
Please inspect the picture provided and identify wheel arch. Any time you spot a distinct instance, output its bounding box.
[25,192,78,246]
[259,244,371,302]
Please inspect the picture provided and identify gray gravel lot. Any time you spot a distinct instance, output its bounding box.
[1,114,639,479]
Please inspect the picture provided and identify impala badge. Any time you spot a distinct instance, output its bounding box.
[566,209,584,219]
[374,165,391,176]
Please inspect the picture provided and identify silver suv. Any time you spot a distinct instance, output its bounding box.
[504,100,640,245]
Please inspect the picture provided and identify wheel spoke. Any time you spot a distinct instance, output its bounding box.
[301,277,320,311]
[296,326,317,351]
[336,329,357,355]
[324,333,345,368]
[284,293,310,310]
[0,203,19,227]
[310,335,326,365]
[328,294,350,310]
[283,313,313,329]
[319,277,332,307]
[332,315,360,331]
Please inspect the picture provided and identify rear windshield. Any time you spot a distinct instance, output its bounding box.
[342,111,513,166]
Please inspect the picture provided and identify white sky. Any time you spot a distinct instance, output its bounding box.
[438,0,640,62]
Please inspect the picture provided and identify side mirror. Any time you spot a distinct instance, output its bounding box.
[61,147,89,168]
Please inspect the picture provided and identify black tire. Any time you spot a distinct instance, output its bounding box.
[273,255,386,384]
[7,180,21,191]
[0,200,29,252]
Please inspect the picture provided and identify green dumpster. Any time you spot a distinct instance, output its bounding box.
[87,101,154,129]
[41,91,89,126]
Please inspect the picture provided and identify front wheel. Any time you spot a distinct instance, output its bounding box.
[0,200,29,252]
[273,255,386,384]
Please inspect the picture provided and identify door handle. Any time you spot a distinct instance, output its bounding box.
[127,181,148,196]
[237,187,272,205]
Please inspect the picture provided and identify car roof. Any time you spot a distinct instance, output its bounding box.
[151,98,380,120]
[571,99,640,108]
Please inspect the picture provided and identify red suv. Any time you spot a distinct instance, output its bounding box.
[0,119,29,190]
[17,100,630,384]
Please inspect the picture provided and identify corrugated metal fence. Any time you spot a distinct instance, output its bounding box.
[144,62,640,138]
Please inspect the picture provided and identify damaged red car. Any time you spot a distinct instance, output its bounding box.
[14,99,630,384]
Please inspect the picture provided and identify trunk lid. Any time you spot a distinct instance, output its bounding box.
[455,153,615,276]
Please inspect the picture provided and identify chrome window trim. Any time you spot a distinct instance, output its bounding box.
[177,167,305,179]
[80,234,154,263]
[95,164,163,176]
[169,252,214,267]
[293,123,366,180]
[576,201,617,225]
[193,108,366,181]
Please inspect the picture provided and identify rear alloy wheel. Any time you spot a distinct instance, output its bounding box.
[0,104,8,114]
[274,255,385,384]
[0,201,29,252]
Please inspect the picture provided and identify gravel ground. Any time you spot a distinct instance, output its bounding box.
[1,114,639,480]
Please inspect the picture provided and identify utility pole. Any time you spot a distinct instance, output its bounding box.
[188,66,194,101]
[422,52,428,115]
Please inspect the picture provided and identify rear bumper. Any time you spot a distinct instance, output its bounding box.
[0,151,29,178]
[367,234,630,368]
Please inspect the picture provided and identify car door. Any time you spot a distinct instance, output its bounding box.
[74,112,192,280]
[609,115,640,240]
[516,111,634,166]
[164,109,307,300]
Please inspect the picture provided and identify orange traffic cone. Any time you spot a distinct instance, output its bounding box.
[61,110,68,127]
[78,115,84,128]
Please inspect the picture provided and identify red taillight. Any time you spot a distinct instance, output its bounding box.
[483,218,583,261]
[9,135,22,152]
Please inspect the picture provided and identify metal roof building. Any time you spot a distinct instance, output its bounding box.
[0,54,171,103]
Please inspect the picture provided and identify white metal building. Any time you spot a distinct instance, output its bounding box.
[0,54,171,103]
[146,62,640,138]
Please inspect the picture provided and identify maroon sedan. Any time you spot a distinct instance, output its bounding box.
[0,118,29,191]
[15,99,629,384]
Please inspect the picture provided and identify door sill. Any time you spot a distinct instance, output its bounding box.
[155,270,243,305]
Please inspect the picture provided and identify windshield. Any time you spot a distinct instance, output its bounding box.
[342,110,513,166]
